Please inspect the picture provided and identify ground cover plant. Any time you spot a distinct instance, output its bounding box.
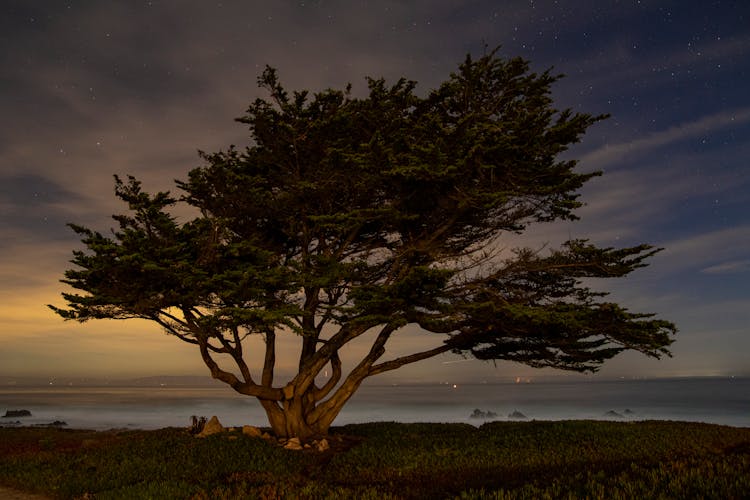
[1,421,748,499]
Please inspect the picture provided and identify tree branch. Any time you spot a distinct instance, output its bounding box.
[312,350,342,402]
[261,329,276,387]
[308,323,397,425]
[229,325,254,384]
[197,338,282,400]
[151,315,199,345]
[293,321,371,395]
[369,344,453,376]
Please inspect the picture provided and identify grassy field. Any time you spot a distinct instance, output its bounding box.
[1,420,748,499]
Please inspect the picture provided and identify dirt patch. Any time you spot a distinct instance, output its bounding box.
[0,427,122,457]
[0,485,51,500]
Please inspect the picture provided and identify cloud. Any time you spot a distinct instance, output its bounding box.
[578,107,750,169]
[648,225,750,277]
[665,224,750,260]
[0,180,93,269]
[0,321,208,378]
[701,259,750,275]
[1,1,748,381]
[569,32,750,95]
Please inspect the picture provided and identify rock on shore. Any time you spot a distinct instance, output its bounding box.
[3,410,32,418]
[470,408,498,419]
[196,416,224,437]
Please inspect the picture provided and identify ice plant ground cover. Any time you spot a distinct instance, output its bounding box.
[0,420,748,498]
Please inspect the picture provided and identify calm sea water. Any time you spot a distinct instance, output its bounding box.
[1,378,747,430]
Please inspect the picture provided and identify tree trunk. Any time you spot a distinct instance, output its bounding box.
[259,395,327,440]
[258,386,357,440]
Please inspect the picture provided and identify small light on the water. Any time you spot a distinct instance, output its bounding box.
[452,384,457,389]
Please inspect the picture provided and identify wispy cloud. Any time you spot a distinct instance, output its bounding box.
[578,107,750,169]
[570,32,750,95]
[657,225,750,274]
[701,259,750,275]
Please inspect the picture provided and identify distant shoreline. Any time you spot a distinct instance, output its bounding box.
[3,377,748,430]
[2,374,748,388]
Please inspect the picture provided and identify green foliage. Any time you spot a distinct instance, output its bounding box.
[51,48,676,437]
[0,428,309,498]
[1,422,748,499]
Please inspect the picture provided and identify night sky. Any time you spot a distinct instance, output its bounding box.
[1,1,748,382]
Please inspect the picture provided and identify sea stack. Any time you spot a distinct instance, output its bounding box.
[3,410,32,418]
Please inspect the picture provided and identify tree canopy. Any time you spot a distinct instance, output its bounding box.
[51,49,676,439]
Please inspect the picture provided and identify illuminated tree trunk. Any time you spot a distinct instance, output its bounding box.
[259,392,341,440]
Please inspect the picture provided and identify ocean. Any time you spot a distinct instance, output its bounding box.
[1,377,748,430]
